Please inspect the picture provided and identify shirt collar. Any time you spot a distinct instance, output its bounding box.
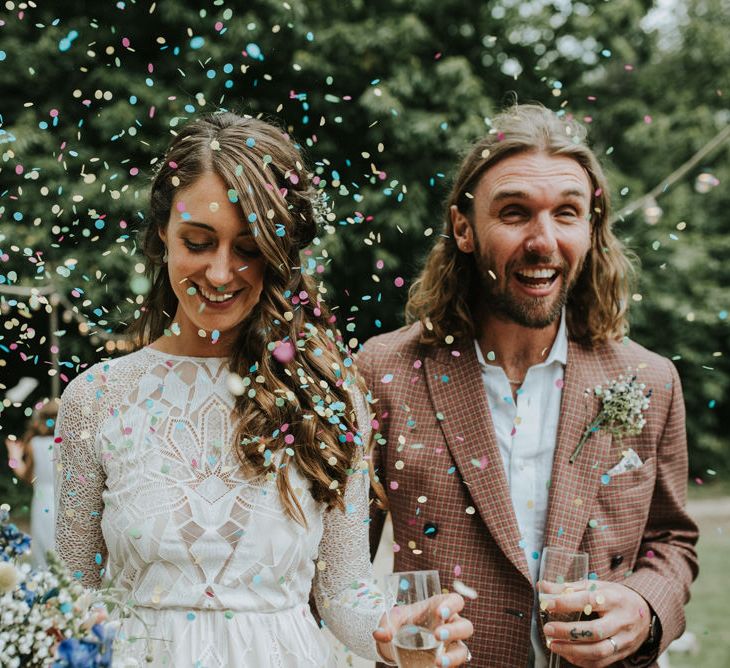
[474,308,568,370]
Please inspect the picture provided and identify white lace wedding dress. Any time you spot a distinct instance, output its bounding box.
[54,348,385,667]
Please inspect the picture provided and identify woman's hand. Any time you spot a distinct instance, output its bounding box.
[373,592,473,666]
[4,438,31,481]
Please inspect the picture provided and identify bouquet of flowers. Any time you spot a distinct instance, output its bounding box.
[0,503,116,667]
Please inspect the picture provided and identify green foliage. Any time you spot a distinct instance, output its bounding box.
[0,0,727,478]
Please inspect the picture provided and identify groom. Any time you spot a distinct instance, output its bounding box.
[358,104,698,667]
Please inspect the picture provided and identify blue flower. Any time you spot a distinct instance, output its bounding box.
[19,581,38,607]
[1,522,32,557]
[53,638,99,668]
[91,624,115,667]
[52,624,116,668]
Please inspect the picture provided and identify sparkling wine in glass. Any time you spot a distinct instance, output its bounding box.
[386,570,443,668]
[538,547,589,668]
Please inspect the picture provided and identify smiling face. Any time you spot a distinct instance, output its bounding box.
[158,171,266,356]
[452,151,592,329]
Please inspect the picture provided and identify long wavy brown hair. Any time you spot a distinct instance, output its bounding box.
[130,112,369,524]
[406,103,635,347]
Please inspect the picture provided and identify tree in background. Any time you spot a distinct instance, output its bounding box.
[0,0,727,513]
[575,0,730,479]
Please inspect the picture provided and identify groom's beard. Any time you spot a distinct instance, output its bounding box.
[472,247,580,329]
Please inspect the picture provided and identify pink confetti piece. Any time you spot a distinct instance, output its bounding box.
[272,341,295,363]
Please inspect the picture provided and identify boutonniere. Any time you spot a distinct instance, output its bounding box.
[569,372,652,464]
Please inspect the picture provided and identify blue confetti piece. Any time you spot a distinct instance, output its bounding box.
[58,30,79,52]
[246,42,263,60]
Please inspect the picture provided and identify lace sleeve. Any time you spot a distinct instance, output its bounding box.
[312,387,386,660]
[54,365,109,588]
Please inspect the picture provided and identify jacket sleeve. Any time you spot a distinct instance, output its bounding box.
[623,359,699,660]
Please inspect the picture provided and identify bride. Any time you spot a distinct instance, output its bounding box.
[54,112,472,666]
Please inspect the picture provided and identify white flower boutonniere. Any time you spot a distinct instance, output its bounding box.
[569,372,652,464]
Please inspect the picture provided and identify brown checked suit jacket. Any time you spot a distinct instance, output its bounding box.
[358,322,698,668]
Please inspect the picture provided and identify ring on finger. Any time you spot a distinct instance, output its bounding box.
[452,641,472,663]
[608,637,619,654]
[462,641,472,663]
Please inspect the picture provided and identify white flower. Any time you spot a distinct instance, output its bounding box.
[0,562,19,593]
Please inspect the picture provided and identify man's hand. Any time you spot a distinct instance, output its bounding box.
[373,592,474,667]
[542,580,652,668]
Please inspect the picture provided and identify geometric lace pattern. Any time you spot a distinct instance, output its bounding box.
[55,348,383,666]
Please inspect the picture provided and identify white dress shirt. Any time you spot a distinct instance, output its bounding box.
[474,312,568,667]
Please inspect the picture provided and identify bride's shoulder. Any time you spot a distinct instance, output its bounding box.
[60,348,152,405]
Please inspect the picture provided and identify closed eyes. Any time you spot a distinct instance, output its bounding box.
[183,239,262,257]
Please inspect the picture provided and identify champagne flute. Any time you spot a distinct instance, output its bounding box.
[385,570,443,668]
[538,547,589,668]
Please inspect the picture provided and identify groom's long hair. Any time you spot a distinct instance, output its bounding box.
[406,103,635,348]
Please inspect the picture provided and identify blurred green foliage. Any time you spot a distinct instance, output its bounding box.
[0,0,727,496]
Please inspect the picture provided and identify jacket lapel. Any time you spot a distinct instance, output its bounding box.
[424,341,531,584]
[543,341,608,562]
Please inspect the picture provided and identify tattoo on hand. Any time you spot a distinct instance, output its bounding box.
[570,628,594,640]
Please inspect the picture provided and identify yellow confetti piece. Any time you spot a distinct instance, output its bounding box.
[584,604,593,615]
